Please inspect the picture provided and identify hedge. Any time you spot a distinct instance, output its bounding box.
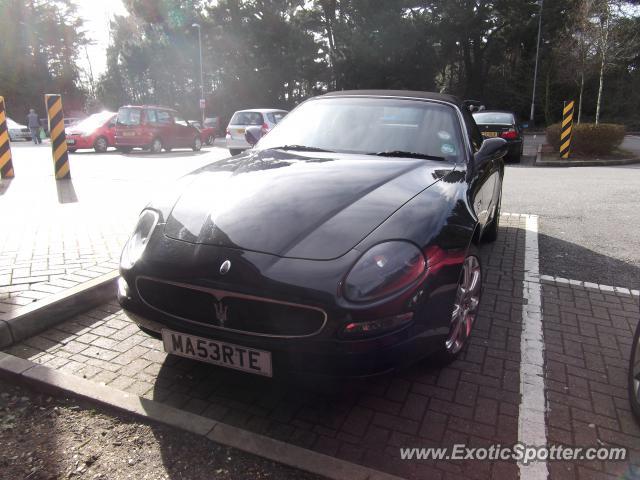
[546,123,625,156]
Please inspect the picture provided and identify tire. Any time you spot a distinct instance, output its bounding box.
[629,320,640,424]
[117,147,132,153]
[207,135,214,145]
[67,148,77,153]
[433,248,482,365]
[510,152,522,163]
[94,136,108,153]
[150,137,163,154]
[482,192,501,243]
[192,136,202,152]
[229,149,242,156]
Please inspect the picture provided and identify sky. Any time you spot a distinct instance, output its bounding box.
[76,0,128,79]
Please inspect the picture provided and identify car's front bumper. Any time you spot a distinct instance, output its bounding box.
[117,237,461,379]
[9,130,31,141]
[65,134,95,149]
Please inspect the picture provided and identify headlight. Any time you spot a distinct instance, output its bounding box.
[120,210,159,269]
[343,241,426,303]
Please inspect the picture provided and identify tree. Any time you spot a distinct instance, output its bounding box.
[0,0,88,117]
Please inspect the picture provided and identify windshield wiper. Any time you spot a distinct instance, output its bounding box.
[370,150,446,161]
[272,145,334,153]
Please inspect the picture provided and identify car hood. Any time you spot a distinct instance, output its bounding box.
[164,149,455,260]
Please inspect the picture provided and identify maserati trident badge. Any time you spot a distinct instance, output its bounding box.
[219,260,231,275]
[214,302,229,326]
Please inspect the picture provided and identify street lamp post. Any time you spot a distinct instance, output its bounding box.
[192,23,205,126]
[529,0,543,126]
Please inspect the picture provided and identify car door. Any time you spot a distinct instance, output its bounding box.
[155,109,174,148]
[105,116,117,145]
[462,108,500,227]
[173,113,191,147]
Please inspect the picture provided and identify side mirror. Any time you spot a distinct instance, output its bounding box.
[474,137,508,168]
[245,126,262,146]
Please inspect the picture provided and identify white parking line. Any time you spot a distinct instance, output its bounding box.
[539,274,639,297]
[518,214,549,480]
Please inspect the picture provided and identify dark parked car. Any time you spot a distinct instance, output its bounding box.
[115,105,202,153]
[630,320,640,424]
[472,110,523,162]
[117,90,507,379]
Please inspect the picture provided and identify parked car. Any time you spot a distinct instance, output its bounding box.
[64,117,82,128]
[66,111,116,153]
[115,105,202,153]
[225,108,288,155]
[117,90,507,379]
[6,117,32,141]
[189,118,220,145]
[472,110,523,162]
[630,320,640,424]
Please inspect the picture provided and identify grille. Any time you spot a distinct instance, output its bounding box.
[136,277,326,337]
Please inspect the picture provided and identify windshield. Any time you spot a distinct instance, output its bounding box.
[6,118,21,128]
[256,97,463,160]
[73,111,114,131]
[473,112,514,125]
[117,108,141,126]
[229,111,264,126]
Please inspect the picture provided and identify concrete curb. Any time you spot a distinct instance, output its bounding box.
[0,351,404,480]
[534,145,640,167]
[0,270,118,348]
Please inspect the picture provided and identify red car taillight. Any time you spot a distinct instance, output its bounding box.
[501,129,518,140]
[225,128,230,136]
[261,123,269,135]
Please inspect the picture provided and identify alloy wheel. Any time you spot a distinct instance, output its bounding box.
[446,255,482,354]
[151,138,162,153]
[194,137,202,151]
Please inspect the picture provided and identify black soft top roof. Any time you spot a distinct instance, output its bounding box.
[319,90,462,107]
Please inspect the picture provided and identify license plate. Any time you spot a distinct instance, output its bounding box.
[235,128,245,135]
[122,131,135,137]
[482,131,498,138]
[66,138,76,145]
[162,329,272,377]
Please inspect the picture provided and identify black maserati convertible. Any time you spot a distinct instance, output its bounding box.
[117,90,507,378]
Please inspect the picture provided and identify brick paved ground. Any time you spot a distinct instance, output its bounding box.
[4,215,528,480]
[542,279,640,479]
[0,145,226,314]
[4,214,639,479]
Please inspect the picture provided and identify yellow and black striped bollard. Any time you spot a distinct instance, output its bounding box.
[560,100,574,159]
[0,96,15,179]
[45,93,71,179]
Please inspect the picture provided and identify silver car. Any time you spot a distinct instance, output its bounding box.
[7,117,32,141]
[225,108,287,155]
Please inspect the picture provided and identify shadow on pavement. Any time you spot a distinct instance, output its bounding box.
[55,178,78,204]
[539,232,640,288]
[0,178,12,196]
[125,150,208,158]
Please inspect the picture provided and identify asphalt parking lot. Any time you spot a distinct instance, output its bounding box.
[1,136,639,480]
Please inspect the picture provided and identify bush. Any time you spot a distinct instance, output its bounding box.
[546,123,625,157]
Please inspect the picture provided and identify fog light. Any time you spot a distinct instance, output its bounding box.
[117,276,129,298]
[341,312,413,339]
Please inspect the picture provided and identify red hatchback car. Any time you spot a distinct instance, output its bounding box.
[66,111,117,153]
[115,105,202,153]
